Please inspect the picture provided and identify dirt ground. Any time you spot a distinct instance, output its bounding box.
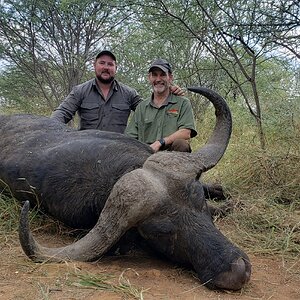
[1,230,300,300]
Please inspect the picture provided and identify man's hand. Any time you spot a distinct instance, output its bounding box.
[150,140,163,153]
[170,85,185,96]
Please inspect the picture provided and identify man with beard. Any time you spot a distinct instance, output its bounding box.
[51,51,183,134]
[125,58,197,153]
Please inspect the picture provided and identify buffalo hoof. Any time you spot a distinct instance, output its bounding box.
[203,183,230,201]
[208,200,234,218]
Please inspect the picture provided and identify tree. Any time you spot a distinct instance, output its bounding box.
[0,65,47,113]
[246,0,299,59]
[0,0,133,111]
[0,0,298,143]
[126,0,299,149]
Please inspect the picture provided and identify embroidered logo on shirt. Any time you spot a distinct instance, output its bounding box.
[167,108,179,115]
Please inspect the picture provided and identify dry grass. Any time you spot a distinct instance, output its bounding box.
[0,193,147,299]
[1,115,300,257]
[72,269,146,299]
[1,104,300,295]
[192,105,300,259]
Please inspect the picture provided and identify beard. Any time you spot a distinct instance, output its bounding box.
[153,83,168,94]
[96,74,115,84]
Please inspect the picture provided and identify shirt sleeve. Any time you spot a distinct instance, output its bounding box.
[125,107,140,139]
[128,88,143,111]
[51,87,81,124]
[177,98,198,138]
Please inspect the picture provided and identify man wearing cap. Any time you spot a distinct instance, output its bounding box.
[51,50,141,134]
[125,58,197,153]
[51,51,183,134]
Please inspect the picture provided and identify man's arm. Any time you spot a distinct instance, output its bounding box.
[125,110,139,139]
[51,88,81,124]
[151,98,197,153]
[150,128,191,152]
[129,89,143,111]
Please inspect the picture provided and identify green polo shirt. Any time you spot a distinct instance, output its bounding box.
[125,94,197,144]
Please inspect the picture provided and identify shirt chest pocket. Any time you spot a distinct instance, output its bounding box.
[165,111,179,126]
[80,102,100,121]
[111,103,130,112]
[166,109,179,118]
[111,103,130,125]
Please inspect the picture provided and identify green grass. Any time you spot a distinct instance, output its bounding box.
[72,269,146,299]
[0,191,21,235]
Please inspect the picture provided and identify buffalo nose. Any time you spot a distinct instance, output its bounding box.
[214,257,251,290]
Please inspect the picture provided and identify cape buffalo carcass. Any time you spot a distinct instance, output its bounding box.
[0,87,251,291]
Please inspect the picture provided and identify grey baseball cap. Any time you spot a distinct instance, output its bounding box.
[96,50,116,62]
[149,58,172,73]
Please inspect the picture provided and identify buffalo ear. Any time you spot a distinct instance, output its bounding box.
[139,217,176,236]
[138,218,176,255]
[186,180,207,212]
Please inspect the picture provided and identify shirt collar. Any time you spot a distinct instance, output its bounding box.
[148,93,177,108]
[93,78,118,91]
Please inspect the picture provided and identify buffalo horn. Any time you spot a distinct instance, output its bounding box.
[19,169,164,262]
[143,86,232,178]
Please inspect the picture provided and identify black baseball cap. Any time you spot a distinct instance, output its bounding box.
[96,50,116,62]
[149,58,172,73]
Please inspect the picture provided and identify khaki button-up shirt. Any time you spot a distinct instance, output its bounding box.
[126,94,197,143]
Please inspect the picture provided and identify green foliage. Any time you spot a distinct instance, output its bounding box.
[0,193,21,234]
[197,95,300,196]
[0,0,132,109]
[0,0,298,126]
[0,66,51,114]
